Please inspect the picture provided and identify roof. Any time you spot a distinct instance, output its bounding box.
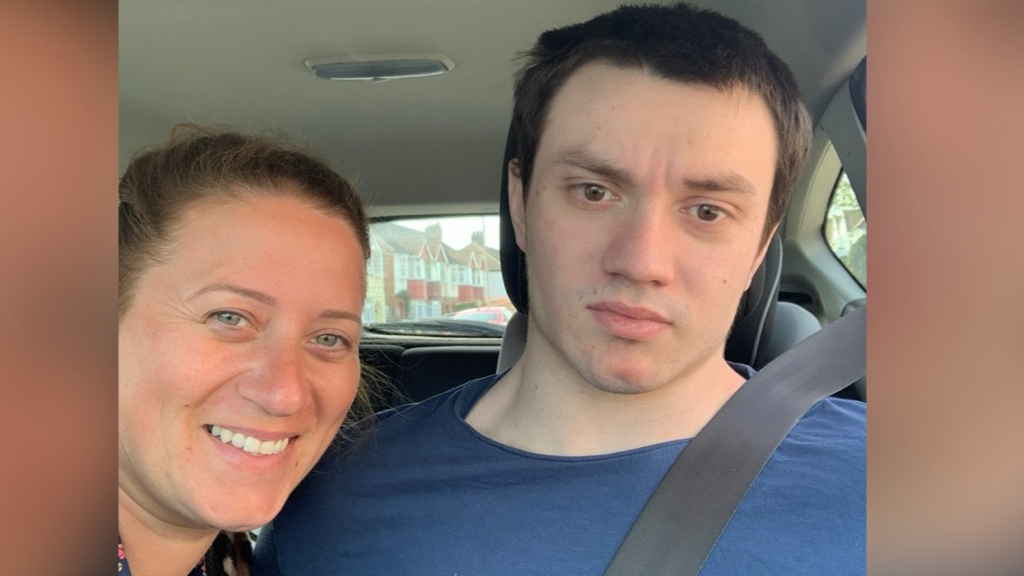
[371,221,499,270]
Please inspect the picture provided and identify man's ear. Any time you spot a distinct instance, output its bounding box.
[508,158,527,254]
[746,222,780,290]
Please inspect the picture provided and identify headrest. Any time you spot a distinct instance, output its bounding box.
[499,122,781,366]
[724,233,780,366]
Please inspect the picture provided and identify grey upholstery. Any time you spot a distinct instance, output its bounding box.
[496,312,527,373]
[755,302,822,367]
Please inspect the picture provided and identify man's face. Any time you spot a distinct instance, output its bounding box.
[508,63,777,394]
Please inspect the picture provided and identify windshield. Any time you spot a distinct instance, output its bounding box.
[362,215,512,337]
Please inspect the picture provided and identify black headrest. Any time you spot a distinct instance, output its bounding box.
[499,125,529,313]
[499,122,780,366]
[724,233,780,366]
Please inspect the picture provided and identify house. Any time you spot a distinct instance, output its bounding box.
[368,222,507,322]
[448,231,510,310]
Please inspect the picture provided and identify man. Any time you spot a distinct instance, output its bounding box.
[253,3,865,575]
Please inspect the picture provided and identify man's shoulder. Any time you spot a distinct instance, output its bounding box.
[306,373,499,473]
[775,397,865,472]
[712,397,866,575]
[803,397,866,431]
[373,372,498,430]
[791,397,865,444]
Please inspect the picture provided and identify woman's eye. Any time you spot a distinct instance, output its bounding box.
[212,311,245,326]
[690,204,726,222]
[314,333,346,348]
[576,184,612,202]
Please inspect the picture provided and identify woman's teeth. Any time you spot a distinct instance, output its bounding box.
[208,425,289,456]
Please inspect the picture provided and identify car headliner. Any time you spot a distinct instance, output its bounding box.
[118,0,866,216]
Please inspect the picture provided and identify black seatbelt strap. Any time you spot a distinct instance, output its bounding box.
[602,305,866,576]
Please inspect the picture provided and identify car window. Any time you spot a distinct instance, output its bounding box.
[823,171,867,288]
[363,215,512,337]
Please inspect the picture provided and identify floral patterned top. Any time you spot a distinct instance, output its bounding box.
[118,532,250,576]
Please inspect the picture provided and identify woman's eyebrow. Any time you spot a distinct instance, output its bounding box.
[189,283,361,323]
[320,309,362,323]
[188,283,276,305]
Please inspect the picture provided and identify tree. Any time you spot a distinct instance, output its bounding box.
[847,233,867,286]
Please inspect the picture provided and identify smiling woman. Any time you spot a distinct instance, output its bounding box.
[117,125,371,576]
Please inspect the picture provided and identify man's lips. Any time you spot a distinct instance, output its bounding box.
[588,302,671,341]
[588,302,670,323]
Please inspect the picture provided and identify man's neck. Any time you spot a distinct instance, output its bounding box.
[465,344,745,457]
[118,487,219,576]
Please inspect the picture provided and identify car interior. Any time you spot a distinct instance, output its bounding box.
[119,0,867,410]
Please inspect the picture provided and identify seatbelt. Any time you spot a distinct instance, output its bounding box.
[602,305,866,576]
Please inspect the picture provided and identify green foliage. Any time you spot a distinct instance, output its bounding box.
[846,233,866,286]
[825,172,867,288]
[832,173,860,210]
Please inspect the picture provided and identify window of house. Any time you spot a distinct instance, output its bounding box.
[824,171,867,288]
[362,300,376,324]
[411,258,425,279]
[369,250,384,277]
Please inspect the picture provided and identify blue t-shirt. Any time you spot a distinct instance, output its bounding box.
[254,369,865,575]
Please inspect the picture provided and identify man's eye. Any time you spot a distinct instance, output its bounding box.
[212,311,245,326]
[690,204,726,222]
[314,334,346,348]
[577,184,612,202]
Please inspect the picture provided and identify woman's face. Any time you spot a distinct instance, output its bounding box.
[118,193,366,532]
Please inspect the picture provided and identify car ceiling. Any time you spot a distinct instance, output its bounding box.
[119,0,866,216]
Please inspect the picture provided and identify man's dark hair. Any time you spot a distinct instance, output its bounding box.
[511,2,812,239]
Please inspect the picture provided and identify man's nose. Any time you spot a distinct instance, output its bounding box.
[237,342,310,417]
[600,205,677,286]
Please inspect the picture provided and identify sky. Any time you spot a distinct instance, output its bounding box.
[382,215,502,250]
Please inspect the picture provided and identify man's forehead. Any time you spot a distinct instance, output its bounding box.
[538,64,769,146]
[533,63,777,191]
[547,62,760,116]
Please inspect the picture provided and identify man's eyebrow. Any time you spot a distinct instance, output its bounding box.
[188,283,276,305]
[683,173,758,196]
[554,150,759,196]
[553,150,636,187]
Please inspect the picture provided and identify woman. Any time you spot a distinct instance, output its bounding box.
[118,125,372,576]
